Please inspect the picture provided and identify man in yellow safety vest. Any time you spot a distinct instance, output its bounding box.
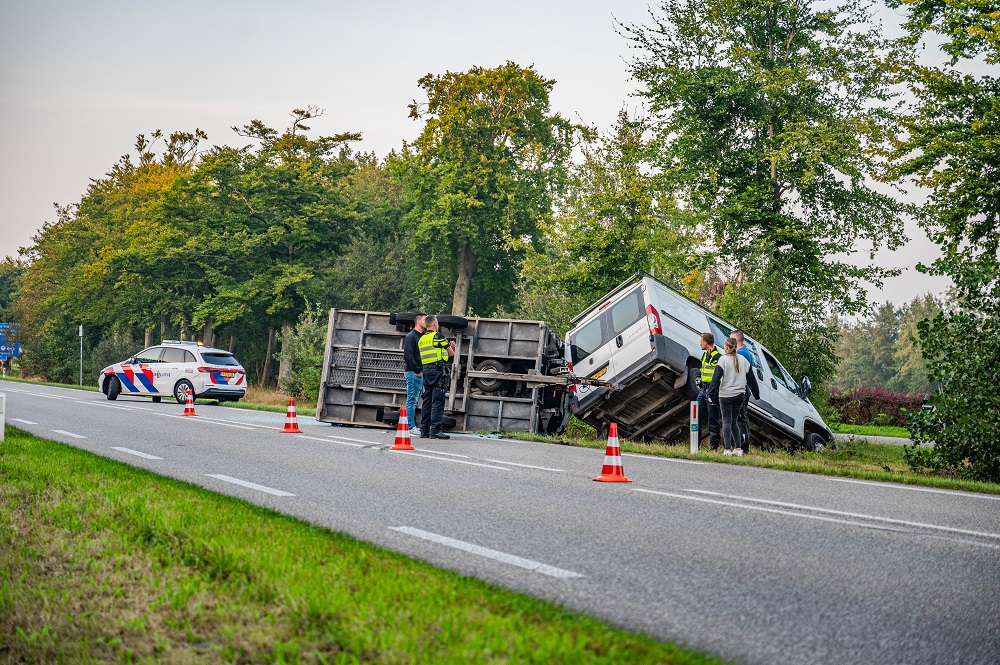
[698,332,721,450]
[418,315,455,439]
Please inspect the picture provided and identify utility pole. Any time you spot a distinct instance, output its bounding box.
[79,324,83,386]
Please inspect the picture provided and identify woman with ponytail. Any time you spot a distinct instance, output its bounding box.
[708,337,761,456]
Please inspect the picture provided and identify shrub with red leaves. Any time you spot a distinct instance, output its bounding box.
[828,386,927,427]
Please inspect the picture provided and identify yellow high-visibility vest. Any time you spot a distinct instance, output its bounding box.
[419,331,449,364]
[700,349,721,384]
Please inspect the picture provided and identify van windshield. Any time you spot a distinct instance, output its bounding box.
[569,317,603,365]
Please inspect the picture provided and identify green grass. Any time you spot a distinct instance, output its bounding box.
[506,430,1000,496]
[0,426,717,664]
[830,423,911,438]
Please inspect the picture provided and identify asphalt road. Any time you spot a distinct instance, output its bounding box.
[2,379,998,665]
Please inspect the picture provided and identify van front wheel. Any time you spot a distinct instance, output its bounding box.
[805,432,827,452]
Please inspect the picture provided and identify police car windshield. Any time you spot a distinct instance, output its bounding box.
[201,352,240,367]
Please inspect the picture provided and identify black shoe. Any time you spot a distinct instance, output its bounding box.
[419,431,430,438]
[430,433,450,440]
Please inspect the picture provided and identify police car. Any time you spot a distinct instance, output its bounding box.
[99,340,246,404]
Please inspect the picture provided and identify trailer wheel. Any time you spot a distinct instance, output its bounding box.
[472,359,507,392]
[436,315,469,331]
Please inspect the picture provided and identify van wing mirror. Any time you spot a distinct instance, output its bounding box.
[798,376,812,400]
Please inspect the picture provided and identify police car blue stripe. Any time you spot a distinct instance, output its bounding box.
[134,372,157,392]
[116,372,140,392]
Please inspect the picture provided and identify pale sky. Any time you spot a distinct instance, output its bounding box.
[0,0,963,308]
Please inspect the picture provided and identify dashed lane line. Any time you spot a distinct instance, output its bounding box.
[390,451,511,470]
[51,429,87,439]
[826,477,1000,501]
[111,447,162,460]
[686,489,1000,541]
[205,474,295,497]
[11,418,37,425]
[484,459,566,473]
[390,526,583,579]
[150,412,255,429]
[297,435,365,447]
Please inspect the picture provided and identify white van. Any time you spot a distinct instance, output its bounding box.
[566,274,833,451]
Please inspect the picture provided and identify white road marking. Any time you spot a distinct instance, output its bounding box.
[11,418,37,425]
[416,449,469,458]
[684,489,1000,541]
[205,474,295,497]
[51,429,86,439]
[390,526,584,578]
[150,412,255,429]
[393,452,511,470]
[827,477,1000,501]
[623,453,706,465]
[79,401,134,410]
[111,447,162,460]
[326,433,380,446]
[298,435,365,447]
[484,459,566,473]
[28,392,68,400]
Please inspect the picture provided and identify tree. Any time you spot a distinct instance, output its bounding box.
[886,0,1000,480]
[164,109,361,388]
[623,0,909,384]
[517,110,704,333]
[832,302,900,390]
[404,63,578,316]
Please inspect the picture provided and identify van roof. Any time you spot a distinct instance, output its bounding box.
[570,273,645,325]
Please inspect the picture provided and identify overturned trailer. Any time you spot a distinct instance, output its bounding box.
[315,310,604,434]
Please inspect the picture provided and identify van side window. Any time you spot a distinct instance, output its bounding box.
[610,288,644,336]
[570,317,604,365]
[742,338,762,370]
[761,349,789,390]
[708,319,732,347]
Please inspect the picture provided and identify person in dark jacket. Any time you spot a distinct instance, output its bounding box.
[402,313,426,432]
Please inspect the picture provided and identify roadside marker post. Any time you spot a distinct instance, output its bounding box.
[0,393,5,443]
[690,401,699,454]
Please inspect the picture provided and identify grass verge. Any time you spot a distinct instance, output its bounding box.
[0,426,716,664]
[830,423,911,438]
[506,431,1000,496]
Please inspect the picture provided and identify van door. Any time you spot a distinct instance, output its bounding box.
[756,346,802,432]
[568,313,615,410]
[604,285,652,383]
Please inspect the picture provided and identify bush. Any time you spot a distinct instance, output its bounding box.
[278,305,327,402]
[828,386,926,427]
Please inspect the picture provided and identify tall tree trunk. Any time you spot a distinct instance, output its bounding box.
[179,316,187,342]
[144,327,152,348]
[261,326,276,387]
[277,319,293,391]
[228,335,235,352]
[160,318,167,342]
[202,318,214,348]
[451,242,476,315]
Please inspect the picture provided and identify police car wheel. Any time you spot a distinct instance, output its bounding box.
[107,377,121,401]
[174,380,194,404]
[151,396,162,403]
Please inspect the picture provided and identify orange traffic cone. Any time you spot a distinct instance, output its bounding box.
[593,422,631,482]
[390,406,415,451]
[182,388,197,416]
[280,397,302,433]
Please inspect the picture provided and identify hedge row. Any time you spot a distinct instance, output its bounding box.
[828,386,927,427]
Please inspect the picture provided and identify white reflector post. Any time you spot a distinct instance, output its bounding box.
[689,400,698,454]
[0,393,6,443]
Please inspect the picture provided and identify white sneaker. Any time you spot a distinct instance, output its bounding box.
[408,426,420,434]
[723,449,733,456]
[734,449,744,457]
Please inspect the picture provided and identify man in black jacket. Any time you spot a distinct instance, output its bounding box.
[402,313,426,432]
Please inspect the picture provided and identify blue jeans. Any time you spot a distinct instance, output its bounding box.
[404,370,423,428]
